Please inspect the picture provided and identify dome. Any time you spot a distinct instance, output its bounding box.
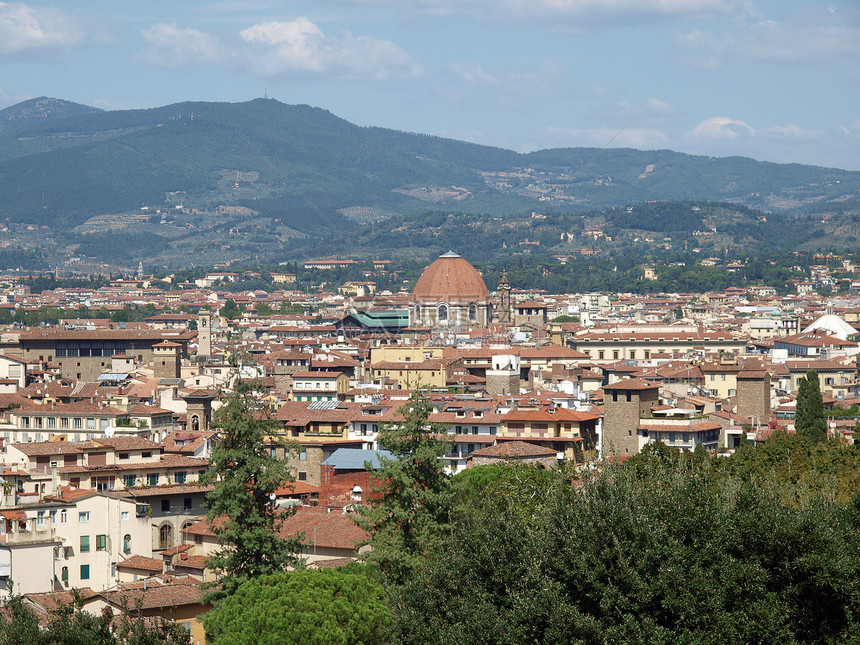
[802,314,857,341]
[412,252,489,305]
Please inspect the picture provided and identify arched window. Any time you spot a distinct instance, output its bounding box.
[468,304,478,322]
[438,304,448,321]
[60,509,67,524]
[61,566,69,585]
[123,534,132,554]
[159,524,174,550]
[413,304,421,321]
[191,416,199,432]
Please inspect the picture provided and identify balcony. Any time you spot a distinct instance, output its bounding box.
[0,519,60,546]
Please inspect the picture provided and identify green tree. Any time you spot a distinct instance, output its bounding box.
[392,461,860,644]
[203,568,391,645]
[0,591,190,645]
[220,298,240,319]
[201,381,303,598]
[357,390,453,584]
[796,369,827,443]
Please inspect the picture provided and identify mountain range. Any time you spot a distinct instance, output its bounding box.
[1,97,859,270]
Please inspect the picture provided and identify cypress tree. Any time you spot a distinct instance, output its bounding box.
[795,369,826,442]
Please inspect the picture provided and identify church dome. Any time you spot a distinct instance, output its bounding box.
[412,252,489,305]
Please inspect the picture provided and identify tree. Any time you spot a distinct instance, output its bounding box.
[357,390,453,584]
[0,591,191,645]
[392,460,860,644]
[201,381,303,598]
[203,568,391,645]
[220,298,240,319]
[796,369,827,442]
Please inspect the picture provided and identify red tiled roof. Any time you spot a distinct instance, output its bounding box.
[471,441,557,458]
[118,556,164,572]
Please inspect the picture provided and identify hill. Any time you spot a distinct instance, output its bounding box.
[0,97,102,136]
[1,97,859,269]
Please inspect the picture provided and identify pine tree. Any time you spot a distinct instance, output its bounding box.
[795,369,827,443]
[357,390,453,584]
[201,380,303,598]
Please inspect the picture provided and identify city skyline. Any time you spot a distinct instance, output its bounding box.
[1,0,859,170]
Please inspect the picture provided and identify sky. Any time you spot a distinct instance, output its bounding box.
[1,1,859,170]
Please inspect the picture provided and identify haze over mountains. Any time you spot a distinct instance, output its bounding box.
[1,97,859,269]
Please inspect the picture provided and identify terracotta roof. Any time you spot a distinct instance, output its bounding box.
[412,253,489,304]
[470,441,557,458]
[279,507,369,550]
[99,579,207,610]
[174,555,209,570]
[118,556,164,572]
[603,378,660,391]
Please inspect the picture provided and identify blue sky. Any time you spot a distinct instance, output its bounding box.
[1,0,859,169]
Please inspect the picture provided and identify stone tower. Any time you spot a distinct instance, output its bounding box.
[181,390,216,432]
[197,312,212,359]
[736,370,771,423]
[602,378,660,456]
[485,354,521,396]
[152,341,181,379]
[497,272,512,323]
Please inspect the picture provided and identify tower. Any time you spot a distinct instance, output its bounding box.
[181,390,216,432]
[602,378,660,456]
[736,370,771,423]
[485,354,521,396]
[197,312,212,359]
[497,272,511,323]
[152,341,181,379]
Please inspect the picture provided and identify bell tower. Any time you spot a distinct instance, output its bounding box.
[197,312,211,359]
[497,272,512,323]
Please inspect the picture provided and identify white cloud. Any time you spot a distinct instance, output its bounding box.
[0,2,84,55]
[690,116,754,139]
[764,124,821,139]
[450,60,497,85]
[345,0,731,24]
[239,17,422,80]
[675,7,860,68]
[645,98,674,115]
[136,23,222,68]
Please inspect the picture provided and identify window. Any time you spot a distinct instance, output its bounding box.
[299,450,306,461]
[50,509,56,523]
[37,510,45,525]
[147,473,159,486]
[142,451,152,458]
[118,453,129,460]
[73,418,82,429]
[80,535,90,552]
[298,471,307,481]
[159,524,173,550]
[124,475,137,487]
[438,304,448,321]
[174,471,186,484]
[96,534,107,551]
[123,534,132,554]
[161,499,171,513]
[80,565,90,580]
[61,418,69,429]
[60,509,67,524]
[121,511,129,521]
[79,511,90,523]
[61,566,69,584]
[183,498,192,511]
